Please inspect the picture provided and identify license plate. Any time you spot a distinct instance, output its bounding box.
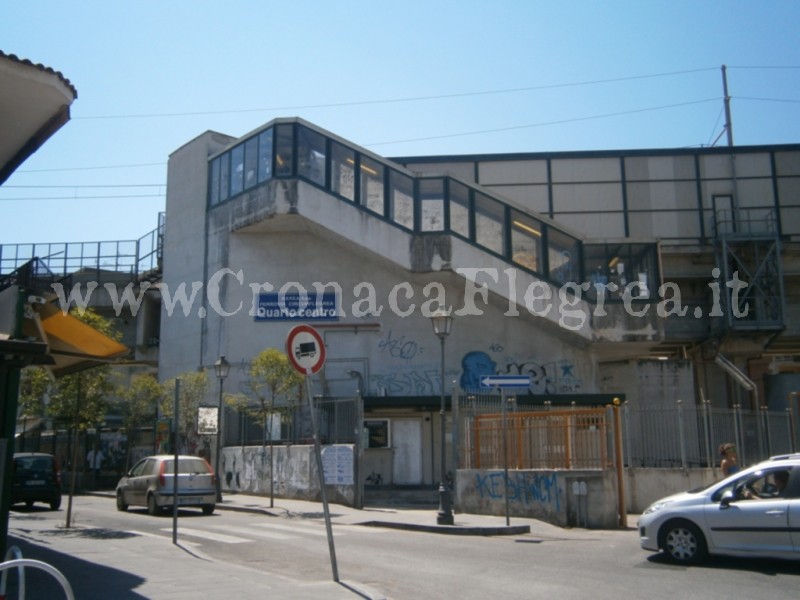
[26,480,46,486]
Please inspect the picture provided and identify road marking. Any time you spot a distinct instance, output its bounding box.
[254,522,330,537]
[210,524,295,541]
[160,527,252,544]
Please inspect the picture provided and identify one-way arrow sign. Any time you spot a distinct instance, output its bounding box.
[480,375,531,389]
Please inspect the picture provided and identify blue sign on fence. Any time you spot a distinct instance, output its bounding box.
[255,292,339,321]
[480,375,532,389]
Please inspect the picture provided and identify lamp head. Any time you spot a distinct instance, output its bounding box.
[429,308,453,339]
[214,355,231,380]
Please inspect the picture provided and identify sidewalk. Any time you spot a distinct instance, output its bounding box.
[6,492,626,599]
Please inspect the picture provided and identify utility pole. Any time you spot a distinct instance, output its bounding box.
[722,65,734,146]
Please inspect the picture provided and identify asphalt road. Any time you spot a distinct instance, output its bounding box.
[11,496,800,599]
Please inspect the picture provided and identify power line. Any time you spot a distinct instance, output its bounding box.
[733,95,800,104]
[3,184,164,188]
[16,162,165,173]
[0,194,164,202]
[367,98,721,147]
[72,68,720,120]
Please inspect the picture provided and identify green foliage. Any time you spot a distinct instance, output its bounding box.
[161,370,211,451]
[18,367,52,418]
[44,308,122,431]
[248,348,304,443]
[117,372,161,438]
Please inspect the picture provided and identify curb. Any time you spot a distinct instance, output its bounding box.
[85,492,531,536]
[360,521,531,536]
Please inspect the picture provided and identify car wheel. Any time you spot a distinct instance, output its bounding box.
[116,491,128,512]
[49,495,61,511]
[202,504,215,516]
[661,519,708,565]
[147,494,161,516]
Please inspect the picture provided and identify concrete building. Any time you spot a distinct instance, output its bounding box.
[158,117,800,489]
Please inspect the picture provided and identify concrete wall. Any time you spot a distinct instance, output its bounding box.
[456,468,619,529]
[624,467,719,514]
[220,444,355,506]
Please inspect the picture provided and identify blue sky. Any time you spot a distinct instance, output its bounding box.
[1,1,798,245]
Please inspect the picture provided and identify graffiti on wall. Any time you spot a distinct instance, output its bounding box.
[460,350,582,394]
[378,329,422,361]
[371,368,442,396]
[475,471,562,512]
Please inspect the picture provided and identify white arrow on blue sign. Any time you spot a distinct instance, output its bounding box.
[480,375,531,389]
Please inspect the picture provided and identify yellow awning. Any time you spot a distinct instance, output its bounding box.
[22,302,128,377]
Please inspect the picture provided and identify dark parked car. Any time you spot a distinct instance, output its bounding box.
[115,455,216,516]
[11,453,62,510]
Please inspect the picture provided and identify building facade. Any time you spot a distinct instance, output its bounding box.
[156,117,799,487]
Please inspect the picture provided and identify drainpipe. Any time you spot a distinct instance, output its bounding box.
[714,353,758,409]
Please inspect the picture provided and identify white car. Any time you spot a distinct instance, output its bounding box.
[638,454,800,564]
[115,455,217,516]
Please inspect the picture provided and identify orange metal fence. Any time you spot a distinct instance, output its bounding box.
[471,407,612,470]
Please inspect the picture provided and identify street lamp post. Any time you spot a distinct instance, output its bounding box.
[429,309,454,525]
[213,356,230,502]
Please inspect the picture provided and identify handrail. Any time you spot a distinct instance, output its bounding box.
[0,549,74,600]
[0,546,25,599]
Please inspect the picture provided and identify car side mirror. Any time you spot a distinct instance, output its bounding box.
[720,490,735,507]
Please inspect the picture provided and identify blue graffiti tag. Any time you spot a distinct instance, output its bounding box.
[475,471,561,512]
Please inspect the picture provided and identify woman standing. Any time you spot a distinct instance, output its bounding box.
[719,443,739,476]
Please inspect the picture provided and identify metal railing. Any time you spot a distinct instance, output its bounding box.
[0,214,164,281]
[469,407,611,470]
[622,400,796,469]
[0,546,74,600]
[455,393,797,471]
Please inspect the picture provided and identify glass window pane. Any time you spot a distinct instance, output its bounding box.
[360,156,385,215]
[244,137,258,190]
[547,227,580,284]
[475,193,504,254]
[419,179,444,231]
[510,211,542,272]
[230,144,244,196]
[390,170,414,229]
[449,180,470,237]
[220,153,230,201]
[258,128,273,182]
[209,157,220,206]
[297,126,326,186]
[331,142,355,201]
[275,124,293,176]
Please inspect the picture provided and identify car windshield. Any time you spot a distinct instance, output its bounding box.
[163,458,210,474]
[15,457,53,473]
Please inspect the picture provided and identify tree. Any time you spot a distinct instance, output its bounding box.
[248,348,304,506]
[249,348,304,447]
[43,308,123,529]
[160,370,210,456]
[117,373,161,471]
[224,392,252,449]
[18,367,52,451]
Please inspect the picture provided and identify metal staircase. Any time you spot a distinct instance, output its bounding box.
[712,206,785,338]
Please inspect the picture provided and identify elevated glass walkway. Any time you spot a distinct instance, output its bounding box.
[208,117,659,304]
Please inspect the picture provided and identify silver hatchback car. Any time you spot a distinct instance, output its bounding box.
[638,454,800,564]
[115,455,216,516]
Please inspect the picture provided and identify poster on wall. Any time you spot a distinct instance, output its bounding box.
[321,445,353,485]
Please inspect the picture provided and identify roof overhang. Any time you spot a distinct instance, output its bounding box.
[1,285,128,377]
[0,51,78,185]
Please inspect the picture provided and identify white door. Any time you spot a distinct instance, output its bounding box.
[392,419,422,485]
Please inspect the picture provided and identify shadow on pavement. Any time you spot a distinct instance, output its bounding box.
[6,534,149,599]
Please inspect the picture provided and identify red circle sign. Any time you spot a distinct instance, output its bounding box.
[285,324,326,375]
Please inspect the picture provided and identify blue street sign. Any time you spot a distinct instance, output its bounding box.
[480,375,531,389]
